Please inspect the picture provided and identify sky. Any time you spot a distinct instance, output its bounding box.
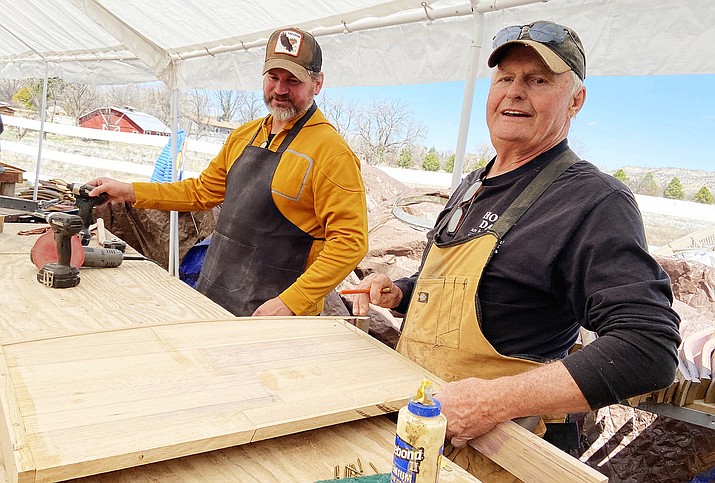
[323,74,715,173]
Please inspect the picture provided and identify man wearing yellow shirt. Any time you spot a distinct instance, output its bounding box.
[89,27,368,317]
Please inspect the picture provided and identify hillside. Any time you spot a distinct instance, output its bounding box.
[616,165,715,200]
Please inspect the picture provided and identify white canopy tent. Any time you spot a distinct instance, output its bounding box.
[3,0,714,87]
[2,0,714,273]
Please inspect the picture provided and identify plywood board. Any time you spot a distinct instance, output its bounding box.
[0,224,234,344]
[0,317,441,482]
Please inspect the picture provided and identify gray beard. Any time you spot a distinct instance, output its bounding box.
[267,104,298,122]
[264,95,313,122]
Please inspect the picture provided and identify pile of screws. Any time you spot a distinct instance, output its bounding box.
[332,457,381,479]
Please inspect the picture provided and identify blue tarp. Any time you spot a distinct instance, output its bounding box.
[690,466,715,483]
[179,236,211,288]
[150,130,187,183]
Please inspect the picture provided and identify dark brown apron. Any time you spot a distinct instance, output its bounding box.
[196,103,317,316]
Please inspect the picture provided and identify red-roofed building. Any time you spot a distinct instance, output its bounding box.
[78,106,169,135]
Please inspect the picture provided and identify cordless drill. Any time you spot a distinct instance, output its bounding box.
[68,183,109,246]
[37,212,83,288]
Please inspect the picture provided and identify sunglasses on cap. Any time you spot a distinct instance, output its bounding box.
[445,180,483,235]
[492,20,571,49]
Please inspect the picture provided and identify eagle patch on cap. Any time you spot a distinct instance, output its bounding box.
[274,30,303,57]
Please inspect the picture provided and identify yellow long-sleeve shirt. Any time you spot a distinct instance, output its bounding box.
[133,108,368,315]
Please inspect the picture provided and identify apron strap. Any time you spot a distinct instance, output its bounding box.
[275,102,317,156]
[491,148,580,239]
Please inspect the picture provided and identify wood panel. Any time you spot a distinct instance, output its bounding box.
[0,318,444,482]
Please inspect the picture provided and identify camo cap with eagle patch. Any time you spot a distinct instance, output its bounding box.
[263,27,322,82]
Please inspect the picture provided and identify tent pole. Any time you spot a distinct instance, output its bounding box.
[168,87,180,277]
[451,8,485,194]
[32,63,49,202]
[451,0,549,193]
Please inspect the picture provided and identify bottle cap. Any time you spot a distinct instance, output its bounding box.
[407,397,442,417]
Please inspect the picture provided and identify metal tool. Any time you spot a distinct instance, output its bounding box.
[68,183,109,245]
[96,216,127,252]
[82,246,124,268]
[0,195,53,215]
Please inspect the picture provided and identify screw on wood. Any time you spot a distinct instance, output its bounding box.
[369,461,379,474]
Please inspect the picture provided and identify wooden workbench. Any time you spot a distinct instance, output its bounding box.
[0,223,234,344]
[0,223,480,482]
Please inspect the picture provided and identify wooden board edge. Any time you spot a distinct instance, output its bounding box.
[684,399,715,415]
[33,428,256,482]
[470,420,607,483]
[0,316,361,347]
[0,348,36,483]
[250,403,401,443]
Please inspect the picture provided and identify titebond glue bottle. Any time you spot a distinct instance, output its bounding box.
[391,379,447,483]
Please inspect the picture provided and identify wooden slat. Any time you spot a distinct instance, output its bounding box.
[471,421,608,483]
[0,349,35,483]
[0,417,478,483]
[684,399,715,415]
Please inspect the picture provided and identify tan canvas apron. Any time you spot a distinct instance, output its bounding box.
[396,149,579,481]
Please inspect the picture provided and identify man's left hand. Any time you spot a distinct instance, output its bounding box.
[437,378,505,447]
[437,363,591,448]
[252,297,295,316]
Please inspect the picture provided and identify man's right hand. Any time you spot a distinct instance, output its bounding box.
[352,273,402,316]
[87,177,136,203]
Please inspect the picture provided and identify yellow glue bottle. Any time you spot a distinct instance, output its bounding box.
[391,379,447,483]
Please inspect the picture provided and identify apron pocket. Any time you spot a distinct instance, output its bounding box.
[200,231,256,292]
[404,277,468,349]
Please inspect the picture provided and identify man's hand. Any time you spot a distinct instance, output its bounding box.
[252,296,295,316]
[352,273,403,316]
[437,378,504,447]
[436,362,591,448]
[87,177,136,203]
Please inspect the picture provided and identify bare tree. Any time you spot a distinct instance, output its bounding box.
[318,93,357,138]
[184,89,213,139]
[143,84,171,125]
[353,98,426,165]
[0,79,24,103]
[235,91,264,124]
[215,90,240,122]
[59,83,99,120]
[465,144,495,171]
[97,84,167,118]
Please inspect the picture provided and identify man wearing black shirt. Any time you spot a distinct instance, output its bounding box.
[352,20,680,481]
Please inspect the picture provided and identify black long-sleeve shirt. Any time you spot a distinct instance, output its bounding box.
[394,140,681,409]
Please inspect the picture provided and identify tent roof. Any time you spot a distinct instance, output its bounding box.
[1,0,713,90]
